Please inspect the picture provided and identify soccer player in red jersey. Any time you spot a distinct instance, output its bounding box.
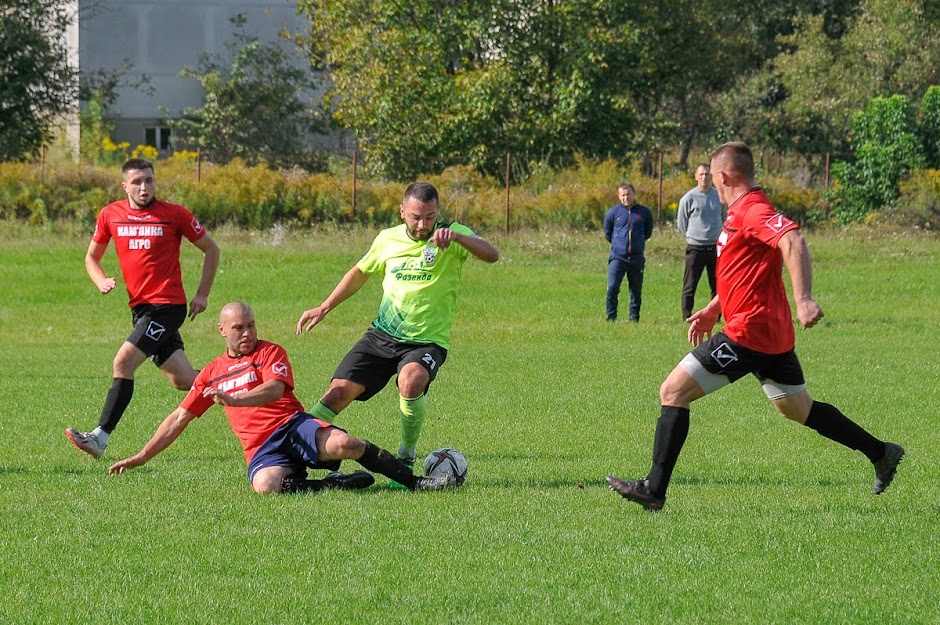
[607,142,904,510]
[66,158,220,459]
[108,302,455,493]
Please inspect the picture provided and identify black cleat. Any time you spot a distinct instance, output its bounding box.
[606,475,665,510]
[873,443,904,494]
[322,470,375,491]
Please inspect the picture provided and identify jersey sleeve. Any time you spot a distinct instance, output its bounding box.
[356,233,387,275]
[742,201,799,248]
[176,205,207,243]
[449,222,474,260]
[179,368,214,417]
[256,342,296,392]
[91,209,112,245]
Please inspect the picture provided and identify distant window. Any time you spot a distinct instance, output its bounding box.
[145,127,171,150]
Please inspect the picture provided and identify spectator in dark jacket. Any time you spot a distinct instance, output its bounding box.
[604,183,654,322]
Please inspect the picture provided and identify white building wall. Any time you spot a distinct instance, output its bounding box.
[78,0,318,152]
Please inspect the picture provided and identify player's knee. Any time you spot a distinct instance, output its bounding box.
[252,471,285,494]
[324,429,365,459]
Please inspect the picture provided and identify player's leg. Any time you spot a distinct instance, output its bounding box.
[65,340,147,459]
[158,348,198,391]
[312,330,396,420]
[606,259,626,321]
[608,333,739,509]
[704,246,718,301]
[764,358,903,494]
[394,344,447,465]
[313,378,367,419]
[316,428,452,491]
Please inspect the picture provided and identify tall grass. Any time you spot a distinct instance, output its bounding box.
[0,224,937,624]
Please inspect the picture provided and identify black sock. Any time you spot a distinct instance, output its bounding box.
[97,378,135,434]
[804,401,885,463]
[357,441,417,490]
[645,406,691,498]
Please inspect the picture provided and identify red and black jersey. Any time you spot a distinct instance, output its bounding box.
[92,199,206,308]
[181,340,305,465]
[716,188,799,354]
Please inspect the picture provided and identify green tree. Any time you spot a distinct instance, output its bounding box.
[920,85,940,169]
[171,14,325,170]
[829,94,925,223]
[0,0,78,161]
[770,0,940,159]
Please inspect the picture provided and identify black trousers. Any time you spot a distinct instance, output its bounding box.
[681,244,717,319]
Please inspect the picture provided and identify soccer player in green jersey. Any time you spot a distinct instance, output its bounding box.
[296,182,499,477]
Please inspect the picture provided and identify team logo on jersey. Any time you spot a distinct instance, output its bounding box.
[421,352,437,370]
[126,213,151,221]
[710,342,739,369]
[423,246,437,265]
[764,213,790,233]
[192,217,204,234]
[272,361,288,376]
[145,321,166,341]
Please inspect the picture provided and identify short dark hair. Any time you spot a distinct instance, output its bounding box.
[122,158,154,174]
[403,182,439,204]
[710,142,754,179]
[618,183,634,192]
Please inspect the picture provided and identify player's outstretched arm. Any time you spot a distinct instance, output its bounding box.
[296,266,370,334]
[778,230,824,329]
[108,407,196,475]
[84,240,116,295]
[188,234,221,320]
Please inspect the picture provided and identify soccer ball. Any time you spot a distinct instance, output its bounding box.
[423,447,468,485]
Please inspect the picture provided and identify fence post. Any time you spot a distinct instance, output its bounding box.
[196,147,202,184]
[352,149,358,219]
[504,152,511,235]
[40,144,46,186]
[824,152,831,188]
[657,152,664,223]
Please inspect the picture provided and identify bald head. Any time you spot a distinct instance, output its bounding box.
[219,301,253,323]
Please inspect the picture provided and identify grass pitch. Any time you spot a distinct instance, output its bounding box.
[1,223,938,624]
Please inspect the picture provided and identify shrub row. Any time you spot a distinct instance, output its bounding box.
[0,157,844,232]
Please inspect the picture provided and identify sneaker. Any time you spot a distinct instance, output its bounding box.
[322,470,375,491]
[65,427,105,459]
[414,475,454,491]
[606,475,665,510]
[873,442,904,494]
[390,458,414,490]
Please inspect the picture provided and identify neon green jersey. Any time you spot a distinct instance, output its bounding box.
[357,222,474,349]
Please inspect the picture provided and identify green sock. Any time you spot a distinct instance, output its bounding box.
[398,393,427,461]
[310,400,338,421]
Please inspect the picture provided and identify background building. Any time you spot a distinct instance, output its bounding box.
[76,0,309,154]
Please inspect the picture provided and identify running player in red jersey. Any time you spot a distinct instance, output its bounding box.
[108,302,455,493]
[66,158,220,459]
[607,142,904,510]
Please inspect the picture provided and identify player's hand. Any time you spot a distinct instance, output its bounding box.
[797,298,824,329]
[203,387,237,406]
[296,306,327,334]
[429,227,456,250]
[109,455,145,475]
[687,308,719,346]
[97,277,117,295]
[188,295,208,320]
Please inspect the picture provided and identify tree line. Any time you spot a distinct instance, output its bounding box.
[2,0,939,223]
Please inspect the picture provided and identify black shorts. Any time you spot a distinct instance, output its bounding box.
[333,328,448,401]
[128,304,187,367]
[681,332,806,399]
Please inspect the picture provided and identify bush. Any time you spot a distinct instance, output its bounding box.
[892,168,940,230]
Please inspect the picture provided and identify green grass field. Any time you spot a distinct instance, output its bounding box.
[1,223,938,624]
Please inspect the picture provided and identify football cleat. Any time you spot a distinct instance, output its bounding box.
[414,475,455,491]
[65,427,106,459]
[872,443,904,494]
[321,470,375,491]
[606,475,665,510]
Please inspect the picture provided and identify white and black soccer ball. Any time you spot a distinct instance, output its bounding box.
[423,447,468,485]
